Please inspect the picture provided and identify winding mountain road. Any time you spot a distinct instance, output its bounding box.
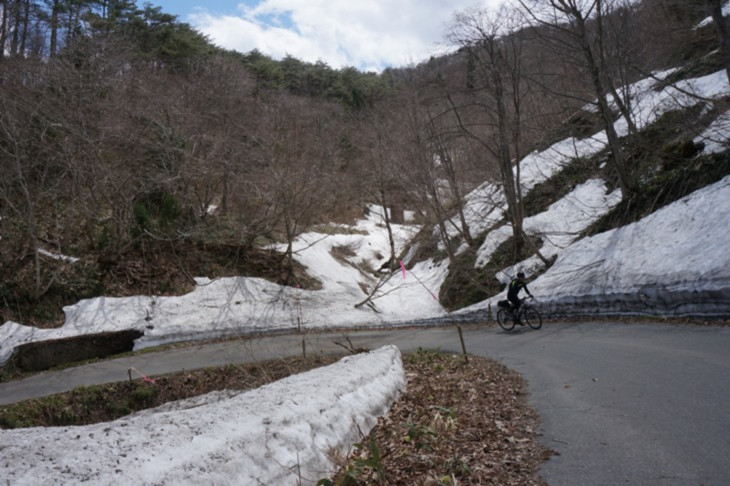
[2,321,729,485]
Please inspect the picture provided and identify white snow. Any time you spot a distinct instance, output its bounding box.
[529,175,730,317]
[695,109,730,154]
[455,132,608,242]
[37,249,81,263]
[696,2,730,29]
[475,179,622,272]
[1,345,405,486]
[0,206,434,364]
[612,70,730,138]
[494,179,623,284]
[1,68,730,484]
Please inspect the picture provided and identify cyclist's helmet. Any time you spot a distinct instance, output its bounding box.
[517,272,525,279]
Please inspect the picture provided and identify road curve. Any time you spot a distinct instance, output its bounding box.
[1,321,728,485]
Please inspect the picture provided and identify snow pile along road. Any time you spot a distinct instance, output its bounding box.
[530,175,730,318]
[0,346,406,486]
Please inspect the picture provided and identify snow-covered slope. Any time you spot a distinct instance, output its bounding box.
[519,175,730,317]
[0,207,444,364]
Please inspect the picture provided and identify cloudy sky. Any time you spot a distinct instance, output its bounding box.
[150,0,505,72]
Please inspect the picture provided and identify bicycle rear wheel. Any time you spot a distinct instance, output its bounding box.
[523,307,542,330]
[497,309,515,331]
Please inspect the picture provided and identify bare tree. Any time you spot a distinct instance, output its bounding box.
[516,0,639,199]
[358,104,404,271]
[422,101,476,248]
[447,4,546,259]
[0,59,82,299]
[48,0,60,57]
[391,83,463,263]
[251,94,341,283]
[0,0,8,58]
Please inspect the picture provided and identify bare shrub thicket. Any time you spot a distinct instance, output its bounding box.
[0,30,355,320]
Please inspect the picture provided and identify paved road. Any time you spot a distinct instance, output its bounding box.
[466,322,730,486]
[2,321,729,485]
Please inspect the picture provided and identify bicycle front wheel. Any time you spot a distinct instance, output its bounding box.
[523,307,542,330]
[497,309,515,331]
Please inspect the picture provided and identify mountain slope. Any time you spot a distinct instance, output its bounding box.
[2,64,730,367]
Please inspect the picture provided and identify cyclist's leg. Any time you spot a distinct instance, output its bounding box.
[513,299,523,323]
[508,296,521,322]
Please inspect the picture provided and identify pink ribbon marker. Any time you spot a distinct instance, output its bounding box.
[400,260,407,279]
[131,367,156,384]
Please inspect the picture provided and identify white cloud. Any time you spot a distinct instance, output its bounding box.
[189,0,504,72]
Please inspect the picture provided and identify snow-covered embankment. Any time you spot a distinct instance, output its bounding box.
[531,175,730,318]
[0,345,405,486]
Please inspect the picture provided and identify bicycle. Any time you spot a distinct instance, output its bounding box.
[496,297,542,331]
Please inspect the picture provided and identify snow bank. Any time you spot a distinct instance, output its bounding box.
[610,70,730,138]
[518,134,608,192]
[531,175,730,318]
[0,345,406,486]
[475,179,621,272]
[695,109,730,154]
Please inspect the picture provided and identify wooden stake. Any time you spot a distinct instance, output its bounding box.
[457,324,468,364]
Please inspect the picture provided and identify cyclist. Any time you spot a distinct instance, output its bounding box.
[507,271,532,323]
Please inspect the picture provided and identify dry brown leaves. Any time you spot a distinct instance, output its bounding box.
[328,350,552,485]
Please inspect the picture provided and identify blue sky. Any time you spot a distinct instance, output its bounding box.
[147,0,504,72]
[151,1,250,21]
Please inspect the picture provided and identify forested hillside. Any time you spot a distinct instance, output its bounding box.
[1,0,729,327]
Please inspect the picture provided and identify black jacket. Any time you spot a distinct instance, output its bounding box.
[508,278,531,301]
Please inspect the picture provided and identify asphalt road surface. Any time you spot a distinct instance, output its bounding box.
[2,321,729,485]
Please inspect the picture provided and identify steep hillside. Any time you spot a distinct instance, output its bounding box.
[432,63,730,317]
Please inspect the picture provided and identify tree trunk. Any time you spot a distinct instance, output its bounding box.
[572,4,638,198]
[18,0,28,56]
[378,185,397,271]
[429,182,457,263]
[492,53,525,254]
[10,0,21,56]
[0,0,7,59]
[430,129,473,247]
[708,0,730,85]
[284,213,295,284]
[221,159,229,215]
[50,0,60,58]
[596,0,639,136]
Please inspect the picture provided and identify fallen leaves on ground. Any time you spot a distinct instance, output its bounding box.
[325,349,552,485]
